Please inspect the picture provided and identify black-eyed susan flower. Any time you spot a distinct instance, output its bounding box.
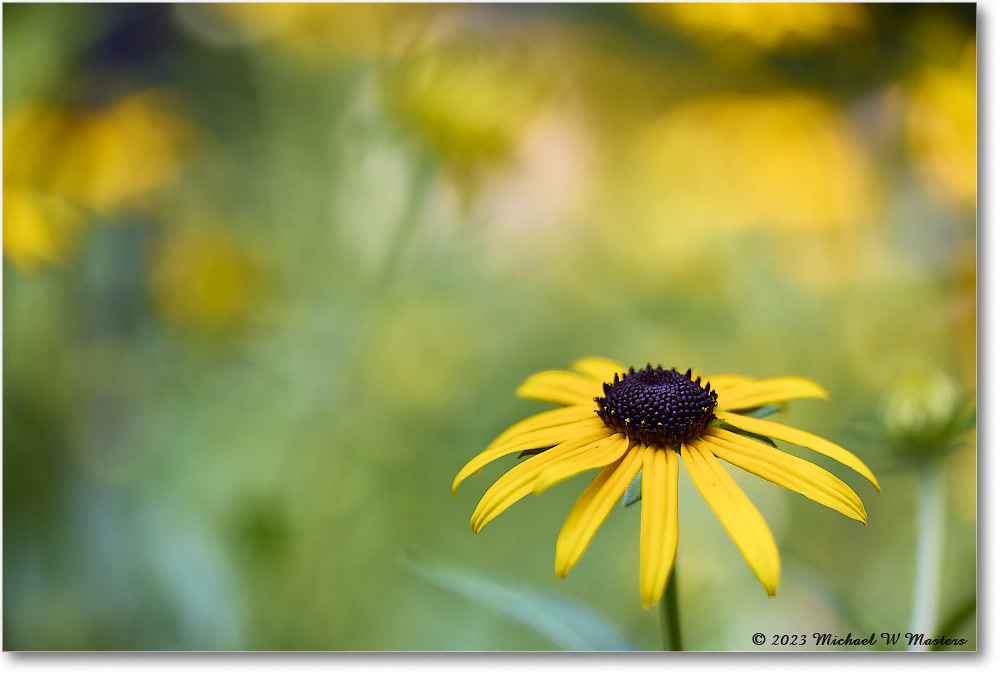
[453,357,879,607]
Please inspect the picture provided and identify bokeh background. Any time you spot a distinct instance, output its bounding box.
[3,3,976,651]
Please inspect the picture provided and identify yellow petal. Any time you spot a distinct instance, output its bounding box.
[570,357,627,383]
[555,446,644,577]
[716,411,881,491]
[706,374,753,392]
[533,434,631,494]
[680,441,781,596]
[517,370,604,405]
[697,429,867,523]
[470,430,613,532]
[715,377,828,411]
[452,417,606,495]
[487,404,598,450]
[639,445,680,608]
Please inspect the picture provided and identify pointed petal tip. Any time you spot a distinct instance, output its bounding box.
[554,549,576,578]
[808,382,831,400]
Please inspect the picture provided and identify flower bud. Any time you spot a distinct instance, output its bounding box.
[882,364,965,454]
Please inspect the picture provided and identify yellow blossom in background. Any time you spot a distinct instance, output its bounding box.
[204,3,422,60]
[3,89,196,272]
[2,186,83,273]
[149,226,255,333]
[644,2,869,50]
[905,39,977,207]
[4,102,73,187]
[3,103,83,270]
[602,91,879,290]
[636,92,874,235]
[385,33,551,168]
[54,89,195,214]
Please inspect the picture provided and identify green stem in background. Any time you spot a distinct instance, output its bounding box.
[907,460,945,651]
[346,148,437,386]
[660,566,682,651]
[374,149,437,293]
[929,595,976,651]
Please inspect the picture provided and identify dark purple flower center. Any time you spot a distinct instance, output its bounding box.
[595,366,717,447]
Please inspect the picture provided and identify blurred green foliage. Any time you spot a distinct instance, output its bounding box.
[3,3,975,650]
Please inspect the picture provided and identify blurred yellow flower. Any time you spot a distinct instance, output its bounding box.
[2,186,83,273]
[205,3,421,59]
[386,34,550,167]
[3,104,83,271]
[644,2,869,50]
[635,92,875,235]
[55,89,195,214]
[598,90,880,290]
[4,103,73,186]
[149,226,255,333]
[905,39,976,207]
[454,358,878,607]
[3,90,195,272]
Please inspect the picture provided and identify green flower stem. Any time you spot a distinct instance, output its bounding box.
[375,150,436,292]
[908,460,945,651]
[660,566,683,651]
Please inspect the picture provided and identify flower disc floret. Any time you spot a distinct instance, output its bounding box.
[596,366,718,446]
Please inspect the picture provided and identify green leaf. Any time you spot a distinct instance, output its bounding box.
[953,405,977,436]
[736,404,783,419]
[403,554,636,651]
[720,423,778,448]
[931,595,976,651]
[622,468,643,507]
[517,447,548,459]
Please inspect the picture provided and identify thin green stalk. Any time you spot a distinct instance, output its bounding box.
[374,150,436,293]
[929,595,976,651]
[907,460,945,651]
[660,566,683,651]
